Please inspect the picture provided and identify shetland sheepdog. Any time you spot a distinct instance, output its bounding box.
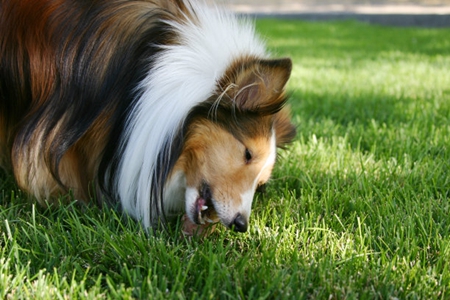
[0,0,295,234]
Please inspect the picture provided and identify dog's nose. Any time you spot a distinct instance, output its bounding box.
[231,213,248,232]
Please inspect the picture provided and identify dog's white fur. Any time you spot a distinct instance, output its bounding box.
[118,2,266,227]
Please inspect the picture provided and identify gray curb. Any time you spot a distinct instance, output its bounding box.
[246,12,450,27]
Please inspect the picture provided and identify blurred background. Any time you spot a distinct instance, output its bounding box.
[224,0,450,6]
[226,0,450,3]
[218,0,450,26]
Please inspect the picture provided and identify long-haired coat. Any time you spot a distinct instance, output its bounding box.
[0,0,295,233]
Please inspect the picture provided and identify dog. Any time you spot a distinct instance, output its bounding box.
[0,0,295,234]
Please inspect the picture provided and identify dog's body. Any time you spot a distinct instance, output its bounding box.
[0,0,295,232]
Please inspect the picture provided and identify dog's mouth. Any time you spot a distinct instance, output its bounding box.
[193,182,217,225]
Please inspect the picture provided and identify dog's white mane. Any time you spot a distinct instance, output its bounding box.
[117,1,266,228]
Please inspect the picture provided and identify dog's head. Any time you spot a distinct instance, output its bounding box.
[175,58,295,232]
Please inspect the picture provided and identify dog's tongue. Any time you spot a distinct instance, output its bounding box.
[197,197,206,211]
[181,197,214,236]
[195,197,207,224]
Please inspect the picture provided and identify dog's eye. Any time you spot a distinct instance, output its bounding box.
[245,148,252,163]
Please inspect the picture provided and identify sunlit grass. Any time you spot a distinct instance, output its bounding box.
[1,19,450,298]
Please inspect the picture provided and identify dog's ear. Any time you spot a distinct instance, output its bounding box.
[222,58,292,115]
[273,106,296,148]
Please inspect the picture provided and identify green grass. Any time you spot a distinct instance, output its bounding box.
[1,19,450,299]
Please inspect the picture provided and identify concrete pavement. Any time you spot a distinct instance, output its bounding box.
[220,1,450,27]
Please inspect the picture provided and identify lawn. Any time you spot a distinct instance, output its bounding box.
[1,19,450,299]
